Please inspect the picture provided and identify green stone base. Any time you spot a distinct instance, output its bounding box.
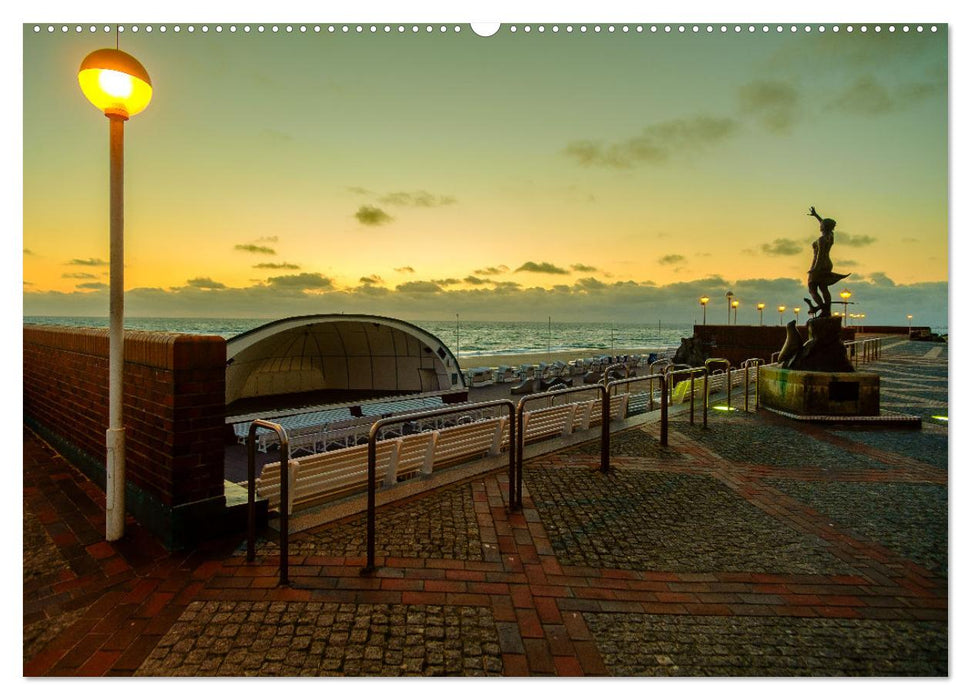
[759,366,880,416]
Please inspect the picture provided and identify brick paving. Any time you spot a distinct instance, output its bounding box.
[22,339,949,677]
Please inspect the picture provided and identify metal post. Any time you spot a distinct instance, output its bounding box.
[600,386,610,473]
[726,367,732,409]
[660,375,669,446]
[245,420,289,586]
[689,373,695,424]
[365,431,377,573]
[280,447,289,586]
[247,434,256,562]
[106,114,127,542]
[744,365,749,412]
[508,410,519,511]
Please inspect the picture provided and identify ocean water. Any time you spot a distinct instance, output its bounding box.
[23,316,691,358]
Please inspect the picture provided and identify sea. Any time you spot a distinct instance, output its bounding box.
[23,316,691,359]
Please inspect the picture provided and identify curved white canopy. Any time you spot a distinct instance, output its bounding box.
[225,315,463,405]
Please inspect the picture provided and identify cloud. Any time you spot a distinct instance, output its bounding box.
[573,277,607,291]
[738,80,799,134]
[571,263,597,273]
[378,190,457,208]
[347,186,373,196]
[360,275,384,285]
[492,281,522,291]
[515,261,569,275]
[67,257,107,266]
[77,282,108,290]
[658,254,685,266]
[474,265,508,275]
[564,115,739,168]
[355,205,394,226]
[265,273,334,290]
[62,272,98,280]
[186,277,226,290]
[395,266,415,274]
[254,262,300,270]
[396,281,443,294]
[867,272,896,287]
[432,278,461,286]
[761,238,803,256]
[829,74,945,117]
[24,248,34,255]
[235,244,276,255]
[838,233,876,248]
[834,259,858,268]
[464,276,492,286]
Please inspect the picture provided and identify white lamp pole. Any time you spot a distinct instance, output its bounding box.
[79,47,153,541]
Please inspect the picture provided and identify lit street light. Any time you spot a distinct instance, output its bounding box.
[726,291,734,324]
[732,299,739,325]
[907,314,913,334]
[778,305,786,325]
[78,46,153,542]
[757,302,765,326]
[700,295,710,325]
[794,306,801,323]
[840,288,852,319]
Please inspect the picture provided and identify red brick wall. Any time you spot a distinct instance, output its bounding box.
[23,325,226,508]
[692,324,858,368]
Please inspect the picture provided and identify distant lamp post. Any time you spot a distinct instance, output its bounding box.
[757,302,765,326]
[726,291,734,324]
[700,295,710,325]
[907,314,913,334]
[78,47,153,542]
[732,299,739,325]
[777,305,786,325]
[839,288,852,318]
[793,306,801,323]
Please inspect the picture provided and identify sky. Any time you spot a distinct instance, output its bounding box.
[20,14,950,327]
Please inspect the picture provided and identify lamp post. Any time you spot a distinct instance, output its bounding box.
[700,295,709,325]
[726,291,734,324]
[840,288,852,318]
[732,299,739,325]
[78,47,153,542]
[907,314,913,334]
[778,305,786,325]
[757,302,765,326]
[793,306,801,323]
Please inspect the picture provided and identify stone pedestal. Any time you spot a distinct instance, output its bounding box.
[759,366,880,416]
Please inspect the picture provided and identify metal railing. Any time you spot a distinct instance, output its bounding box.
[845,336,883,367]
[740,357,765,412]
[703,358,732,423]
[363,399,517,574]
[602,362,631,385]
[516,385,609,488]
[606,373,669,446]
[667,366,708,427]
[246,419,291,587]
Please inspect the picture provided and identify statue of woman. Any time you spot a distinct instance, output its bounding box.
[804,206,849,317]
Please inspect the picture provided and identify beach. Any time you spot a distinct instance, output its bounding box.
[456,347,666,371]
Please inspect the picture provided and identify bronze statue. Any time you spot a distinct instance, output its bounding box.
[803,206,849,317]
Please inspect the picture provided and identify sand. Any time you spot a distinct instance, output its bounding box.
[457,347,664,371]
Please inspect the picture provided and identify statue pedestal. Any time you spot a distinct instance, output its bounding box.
[759,366,880,416]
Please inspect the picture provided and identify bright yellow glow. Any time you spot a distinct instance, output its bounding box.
[78,49,152,118]
[700,296,709,305]
[778,306,786,312]
[757,303,765,310]
[98,69,133,98]
[932,415,948,422]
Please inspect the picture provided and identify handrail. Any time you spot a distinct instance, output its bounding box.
[246,419,290,587]
[704,358,732,427]
[667,366,707,426]
[739,357,765,412]
[362,399,516,574]
[517,384,609,492]
[606,373,669,445]
[602,362,631,385]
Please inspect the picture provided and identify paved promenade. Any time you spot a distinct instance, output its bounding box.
[23,340,948,677]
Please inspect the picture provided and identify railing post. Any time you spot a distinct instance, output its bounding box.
[702,370,709,429]
[688,372,695,424]
[743,364,749,413]
[660,376,669,447]
[508,404,519,510]
[246,420,289,586]
[600,385,610,474]
[247,427,256,563]
[279,445,289,587]
[726,367,732,409]
[364,426,378,574]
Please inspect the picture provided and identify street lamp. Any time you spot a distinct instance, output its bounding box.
[700,295,710,325]
[907,314,913,334]
[777,305,786,325]
[757,302,765,326]
[793,306,801,323]
[78,47,153,542]
[726,291,734,324]
[839,288,852,318]
[732,299,739,325]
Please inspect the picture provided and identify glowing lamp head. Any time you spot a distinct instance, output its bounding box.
[700,296,710,305]
[78,48,152,118]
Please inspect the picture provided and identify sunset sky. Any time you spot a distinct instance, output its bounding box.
[21,17,949,326]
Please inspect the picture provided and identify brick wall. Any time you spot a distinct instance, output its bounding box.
[692,324,858,368]
[23,325,228,547]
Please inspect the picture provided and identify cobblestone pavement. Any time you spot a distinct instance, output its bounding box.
[23,339,948,677]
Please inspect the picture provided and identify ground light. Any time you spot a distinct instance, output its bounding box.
[712,405,737,412]
[932,415,948,422]
[78,47,153,542]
